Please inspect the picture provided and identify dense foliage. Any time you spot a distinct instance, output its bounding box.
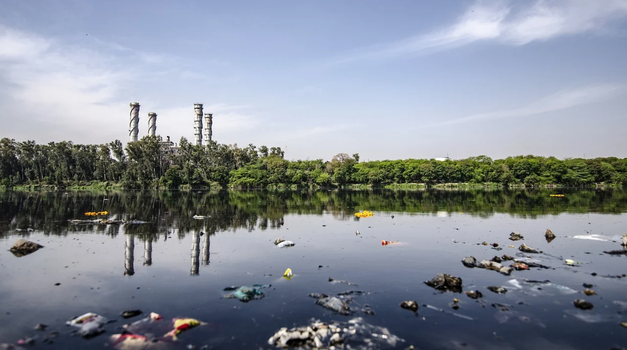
[1,136,626,189]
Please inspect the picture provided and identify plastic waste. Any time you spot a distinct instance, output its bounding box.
[381,240,399,246]
[354,210,374,218]
[192,215,209,220]
[164,318,203,340]
[223,284,269,302]
[67,312,108,338]
[573,299,594,310]
[309,294,351,315]
[400,301,418,312]
[283,268,293,278]
[276,240,294,248]
[509,232,524,241]
[328,277,358,286]
[424,273,463,293]
[268,317,403,349]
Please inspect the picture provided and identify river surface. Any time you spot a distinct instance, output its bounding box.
[0,189,626,349]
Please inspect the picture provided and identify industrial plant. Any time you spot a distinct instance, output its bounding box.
[128,102,214,145]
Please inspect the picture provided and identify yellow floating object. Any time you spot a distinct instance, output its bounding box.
[354,210,374,218]
[283,268,293,278]
[565,259,576,265]
[84,211,109,216]
[550,194,565,197]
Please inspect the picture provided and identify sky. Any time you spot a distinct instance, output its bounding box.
[0,0,626,161]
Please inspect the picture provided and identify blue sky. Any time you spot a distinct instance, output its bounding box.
[1,0,626,161]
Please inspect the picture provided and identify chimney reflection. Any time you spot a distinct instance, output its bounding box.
[143,236,153,266]
[191,231,200,276]
[202,231,210,266]
[124,235,135,276]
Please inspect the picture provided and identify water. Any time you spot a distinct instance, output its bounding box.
[0,189,626,349]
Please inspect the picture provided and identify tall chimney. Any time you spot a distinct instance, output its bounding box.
[203,113,213,145]
[148,112,157,137]
[193,103,203,146]
[129,102,140,142]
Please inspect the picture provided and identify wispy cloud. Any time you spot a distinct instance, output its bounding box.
[333,0,627,63]
[0,26,247,144]
[422,84,624,128]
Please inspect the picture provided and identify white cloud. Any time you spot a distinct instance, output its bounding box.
[334,0,627,63]
[0,26,253,145]
[422,84,624,128]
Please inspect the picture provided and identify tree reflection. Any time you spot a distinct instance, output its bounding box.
[1,189,627,239]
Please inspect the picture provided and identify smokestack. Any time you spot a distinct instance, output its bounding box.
[203,113,213,145]
[148,112,157,137]
[129,102,140,142]
[193,103,203,146]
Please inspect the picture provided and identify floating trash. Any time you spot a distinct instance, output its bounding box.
[309,293,351,315]
[424,273,463,293]
[354,210,374,218]
[519,244,540,254]
[67,312,108,338]
[275,238,295,248]
[84,211,109,216]
[487,286,507,294]
[223,284,269,302]
[268,317,403,349]
[10,239,43,257]
[545,229,556,243]
[329,277,358,286]
[283,268,293,279]
[400,300,418,312]
[509,232,524,241]
[164,318,203,340]
[381,240,399,246]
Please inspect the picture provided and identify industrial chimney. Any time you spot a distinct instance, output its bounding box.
[148,112,157,137]
[203,113,213,145]
[193,103,203,146]
[129,102,140,142]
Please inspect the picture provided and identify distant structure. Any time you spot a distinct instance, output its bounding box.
[129,102,140,142]
[203,113,213,145]
[148,112,157,137]
[193,103,203,146]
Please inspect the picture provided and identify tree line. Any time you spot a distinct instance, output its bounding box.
[0,136,626,189]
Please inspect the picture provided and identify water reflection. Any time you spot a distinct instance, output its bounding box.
[202,232,210,266]
[1,189,627,239]
[143,236,153,266]
[124,235,134,276]
[190,231,200,276]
